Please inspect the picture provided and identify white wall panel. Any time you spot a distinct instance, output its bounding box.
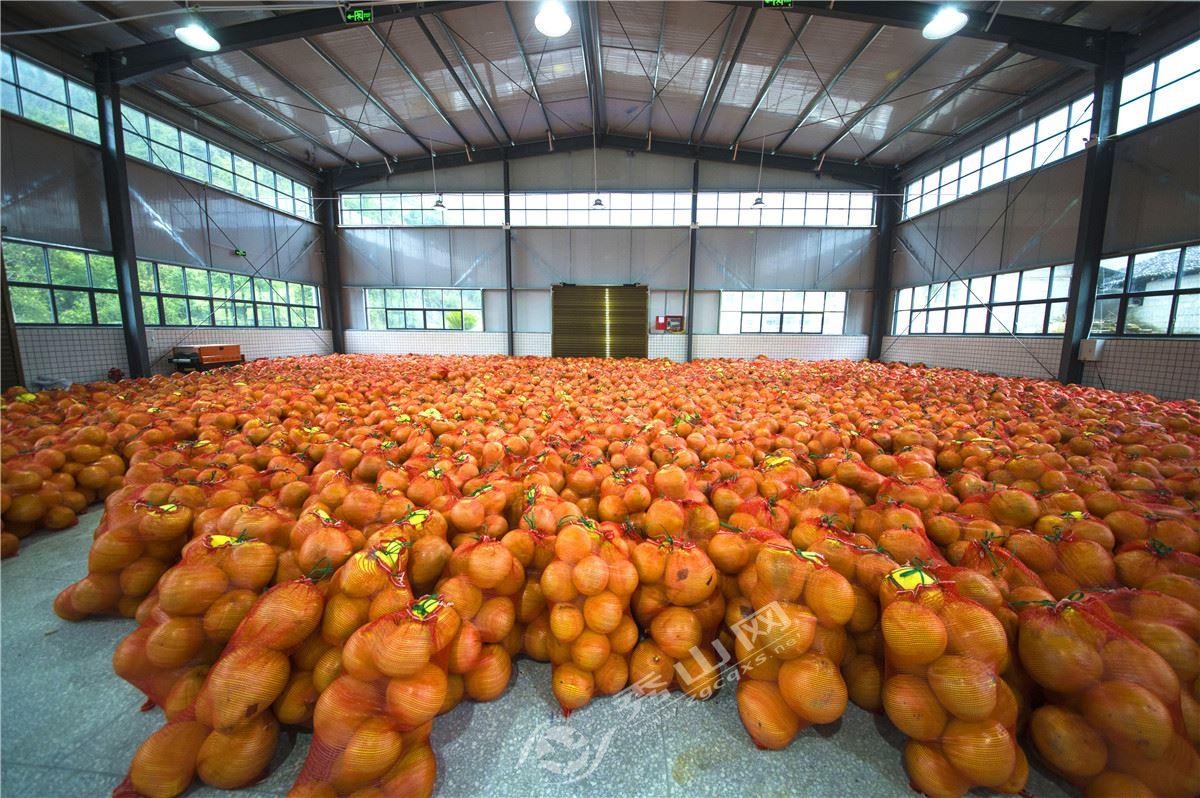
[696,228,875,290]
[393,227,452,286]
[511,150,693,190]
[514,290,551,332]
[128,161,212,268]
[1001,157,1084,270]
[346,330,507,355]
[340,228,394,284]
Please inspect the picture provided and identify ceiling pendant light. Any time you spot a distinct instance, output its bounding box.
[923,6,969,39]
[535,0,572,38]
[174,19,220,52]
[429,142,445,211]
[750,136,766,209]
[591,129,603,209]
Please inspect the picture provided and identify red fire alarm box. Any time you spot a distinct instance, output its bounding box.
[655,315,684,333]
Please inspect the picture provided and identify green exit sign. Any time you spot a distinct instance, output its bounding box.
[763,0,794,6]
[344,7,373,23]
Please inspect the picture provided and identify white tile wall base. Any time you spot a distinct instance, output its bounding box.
[1082,339,1200,400]
[145,328,334,375]
[15,327,129,387]
[346,330,507,356]
[692,335,869,361]
[881,335,1062,380]
[514,333,551,357]
[648,335,688,361]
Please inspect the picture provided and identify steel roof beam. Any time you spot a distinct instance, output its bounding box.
[812,40,948,161]
[688,11,739,144]
[772,23,883,154]
[858,48,1014,163]
[327,132,887,191]
[365,26,472,148]
[102,1,486,84]
[241,51,394,163]
[433,14,514,145]
[729,15,810,149]
[298,37,430,156]
[715,1,1120,67]
[696,7,757,144]
[577,0,608,134]
[644,1,669,136]
[504,3,555,140]
[414,15,504,145]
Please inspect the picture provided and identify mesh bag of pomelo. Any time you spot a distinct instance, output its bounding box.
[1001,529,1119,599]
[628,536,725,701]
[435,535,526,707]
[112,531,280,715]
[319,536,414,653]
[540,519,639,715]
[278,504,366,587]
[287,595,459,798]
[1115,537,1200,587]
[953,487,1046,534]
[1074,587,1200,741]
[55,482,199,620]
[732,545,855,750]
[704,524,787,605]
[501,524,558,660]
[114,578,326,798]
[876,475,957,516]
[877,565,1028,798]
[1018,596,1200,798]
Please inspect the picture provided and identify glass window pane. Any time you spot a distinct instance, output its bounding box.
[822,312,844,335]
[926,283,947,308]
[719,312,740,334]
[184,267,210,296]
[51,289,90,323]
[367,308,386,329]
[444,309,464,330]
[968,276,992,304]
[47,249,89,286]
[1152,71,1200,123]
[462,289,482,309]
[288,283,305,305]
[461,308,481,330]
[761,292,783,312]
[825,292,846,312]
[965,306,987,333]
[803,292,824,312]
[1173,293,1199,335]
[761,314,781,333]
[909,310,927,334]
[801,313,822,333]
[1180,247,1200,289]
[893,310,910,335]
[782,313,802,333]
[1090,297,1120,334]
[989,304,1015,333]
[71,111,99,142]
[234,303,253,326]
[9,286,54,323]
[1098,256,1128,294]
[722,292,742,312]
[20,91,70,132]
[425,310,444,329]
[17,57,66,102]
[405,310,423,329]
[1123,63,1156,101]
[1050,265,1072,298]
[233,276,253,301]
[742,292,762,312]
[1130,249,1180,292]
[1047,301,1068,334]
[945,307,965,333]
[256,304,275,326]
[423,289,443,309]
[188,298,212,325]
[993,272,1019,303]
[4,242,47,282]
[89,254,117,289]
[290,307,305,327]
[366,288,385,307]
[159,296,186,325]
[157,264,184,294]
[925,309,945,334]
[1016,302,1046,334]
[947,280,968,306]
[140,295,160,325]
[740,313,761,333]
[1019,267,1050,300]
[442,290,462,309]
[210,272,232,299]
[213,304,233,326]
[1124,294,1172,334]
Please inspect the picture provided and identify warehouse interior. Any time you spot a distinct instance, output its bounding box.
[1,1,1199,796]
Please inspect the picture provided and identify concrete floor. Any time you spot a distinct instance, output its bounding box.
[1,508,1074,797]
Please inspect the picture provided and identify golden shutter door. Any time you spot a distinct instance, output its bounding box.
[551,284,648,358]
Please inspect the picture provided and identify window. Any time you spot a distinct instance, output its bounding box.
[718,290,846,335]
[120,107,314,220]
[1,50,99,143]
[1117,38,1200,135]
[341,193,505,227]
[364,288,484,331]
[903,94,1093,219]
[138,260,320,328]
[892,263,1073,336]
[1090,244,1200,336]
[511,191,694,227]
[3,240,121,325]
[697,191,874,227]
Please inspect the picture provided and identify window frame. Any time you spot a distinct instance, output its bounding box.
[138,259,322,329]
[2,239,121,326]
[717,290,847,335]
[362,287,485,331]
[1,49,99,144]
[892,264,1074,337]
[1089,242,1200,338]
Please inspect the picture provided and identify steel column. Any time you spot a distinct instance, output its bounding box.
[1058,39,1124,384]
[319,174,346,354]
[94,55,150,377]
[868,175,900,360]
[686,159,699,362]
[504,159,515,356]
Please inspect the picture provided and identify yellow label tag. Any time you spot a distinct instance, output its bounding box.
[303,426,320,433]
[205,534,246,548]
[404,509,430,528]
[409,595,442,621]
[396,414,412,423]
[887,566,937,591]
[15,392,36,402]
[762,455,793,470]
[315,508,333,522]
[147,407,160,413]
[418,408,442,419]
[796,550,826,564]
[156,503,178,513]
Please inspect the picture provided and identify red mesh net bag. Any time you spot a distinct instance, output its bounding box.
[733,544,855,750]
[628,536,724,701]
[1002,529,1119,599]
[1018,596,1200,797]
[540,520,638,714]
[115,578,326,797]
[288,594,459,798]
[112,531,280,714]
[1115,537,1200,587]
[435,535,526,706]
[879,566,1028,797]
